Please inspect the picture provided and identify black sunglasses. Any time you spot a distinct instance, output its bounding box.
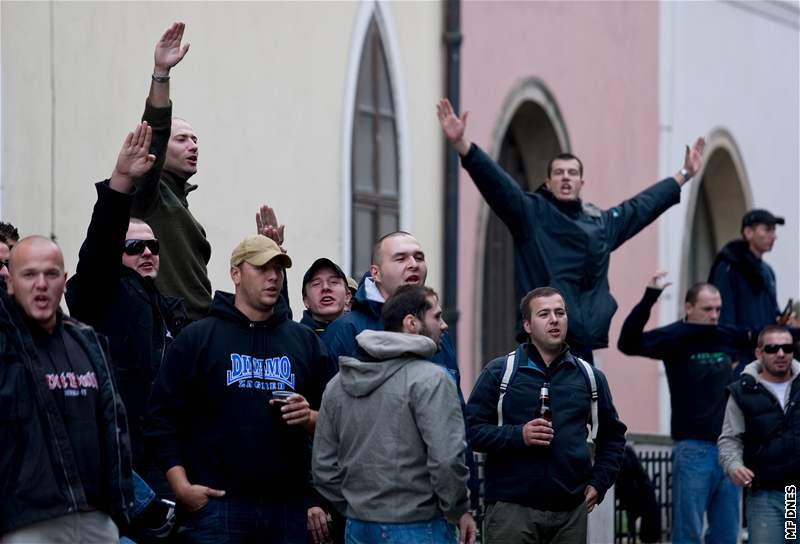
[124,239,160,256]
[763,343,795,354]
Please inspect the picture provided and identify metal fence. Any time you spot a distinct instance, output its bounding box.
[615,436,674,544]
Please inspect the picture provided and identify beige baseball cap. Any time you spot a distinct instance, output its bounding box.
[230,235,292,269]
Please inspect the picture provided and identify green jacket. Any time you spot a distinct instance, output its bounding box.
[132,101,212,321]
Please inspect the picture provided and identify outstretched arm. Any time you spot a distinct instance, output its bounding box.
[437,98,532,235]
[135,23,189,211]
[67,123,156,323]
[149,21,190,108]
[617,272,673,359]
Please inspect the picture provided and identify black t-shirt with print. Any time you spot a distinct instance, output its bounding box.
[32,319,106,509]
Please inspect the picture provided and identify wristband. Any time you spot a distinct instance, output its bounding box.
[680,168,691,181]
[152,73,170,83]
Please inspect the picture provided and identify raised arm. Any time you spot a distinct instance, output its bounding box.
[617,272,674,359]
[66,123,156,324]
[606,138,705,251]
[437,98,531,236]
[135,23,190,210]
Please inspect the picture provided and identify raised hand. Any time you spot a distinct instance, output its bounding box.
[110,122,156,193]
[154,22,190,74]
[256,204,286,248]
[436,98,471,157]
[683,137,706,178]
[647,271,672,291]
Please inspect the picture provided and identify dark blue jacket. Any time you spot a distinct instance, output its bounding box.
[461,144,681,349]
[322,275,479,507]
[467,344,627,512]
[710,239,780,331]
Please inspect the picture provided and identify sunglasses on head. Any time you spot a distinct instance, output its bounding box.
[124,239,160,256]
[763,343,795,354]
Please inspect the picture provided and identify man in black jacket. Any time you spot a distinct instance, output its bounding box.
[66,122,186,501]
[146,235,336,543]
[617,274,751,544]
[437,98,705,363]
[467,287,626,543]
[1,236,132,541]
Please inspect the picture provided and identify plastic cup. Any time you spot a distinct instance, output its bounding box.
[271,390,295,405]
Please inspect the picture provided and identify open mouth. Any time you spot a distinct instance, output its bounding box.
[33,295,50,308]
[547,328,561,337]
[319,296,336,305]
[405,274,421,284]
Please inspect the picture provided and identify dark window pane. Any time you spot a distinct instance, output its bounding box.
[353,113,375,192]
[353,206,375,278]
[376,39,394,114]
[356,25,375,109]
[379,210,398,238]
[378,118,398,195]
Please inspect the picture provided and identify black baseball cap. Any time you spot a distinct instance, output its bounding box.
[302,258,348,296]
[741,209,785,230]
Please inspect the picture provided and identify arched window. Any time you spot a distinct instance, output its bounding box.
[350,16,399,277]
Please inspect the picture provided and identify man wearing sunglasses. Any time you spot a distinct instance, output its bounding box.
[719,325,799,544]
[66,120,187,523]
[618,275,756,544]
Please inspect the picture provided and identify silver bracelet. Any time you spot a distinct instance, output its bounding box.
[151,73,170,83]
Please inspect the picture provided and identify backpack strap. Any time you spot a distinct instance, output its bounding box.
[496,350,518,426]
[576,357,599,442]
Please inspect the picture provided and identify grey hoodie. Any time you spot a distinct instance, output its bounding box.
[718,359,800,475]
[312,330,470,524]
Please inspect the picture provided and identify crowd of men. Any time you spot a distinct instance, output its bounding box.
[1,21,798,544]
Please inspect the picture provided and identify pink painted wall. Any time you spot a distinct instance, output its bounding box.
[458,1,664,433]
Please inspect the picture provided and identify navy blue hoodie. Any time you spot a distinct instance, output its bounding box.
[146,291,336,499]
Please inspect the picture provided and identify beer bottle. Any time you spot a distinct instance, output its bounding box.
[537,382,552,422]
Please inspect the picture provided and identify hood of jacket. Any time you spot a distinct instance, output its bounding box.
[208,290,289,329]
[338,330,437,397]
[709,239,765,289]
[350,272,384,320]
[741,358,800,383]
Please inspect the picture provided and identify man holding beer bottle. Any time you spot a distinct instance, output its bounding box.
[466,287,627,543]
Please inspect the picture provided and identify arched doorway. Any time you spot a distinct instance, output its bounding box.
[682,130,751,298]
[478,81,569,365]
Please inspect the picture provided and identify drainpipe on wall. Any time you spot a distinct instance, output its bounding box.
[443,0,462,345]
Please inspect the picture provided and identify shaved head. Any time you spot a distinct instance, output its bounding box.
[7,235,66,333]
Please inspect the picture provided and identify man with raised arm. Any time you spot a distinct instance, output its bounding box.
[132,22,211,321]
[618,273,752,544]
[66,122,187,505]
[437,98,705,363]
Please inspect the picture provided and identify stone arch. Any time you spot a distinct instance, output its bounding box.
[472,78,570,369]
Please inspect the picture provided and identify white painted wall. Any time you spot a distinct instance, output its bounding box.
[1,0,444,317]
[658,0,800,433]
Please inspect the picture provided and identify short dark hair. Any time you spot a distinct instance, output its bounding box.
[757,324,792,347]
[382,285,437,333]
[371,231,414,266]
[520,287,566,322]
[684,283,719,304]
[0,222,20,244]
[547,153,584,178]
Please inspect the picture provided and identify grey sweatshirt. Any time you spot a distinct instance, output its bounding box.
[312,330,470,524]
[718,359,800,475]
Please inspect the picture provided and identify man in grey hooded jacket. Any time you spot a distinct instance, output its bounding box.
[312,285,476,544]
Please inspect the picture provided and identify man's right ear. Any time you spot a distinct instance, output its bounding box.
[523,320,532,335]
[369,264,379,281]
[230,266,240,286]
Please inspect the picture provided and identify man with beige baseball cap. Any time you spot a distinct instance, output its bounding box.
[147,234,336,542]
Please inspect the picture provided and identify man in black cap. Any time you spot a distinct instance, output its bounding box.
[300,258,351,336]
[710,209,786,332]
[710,209,787,370]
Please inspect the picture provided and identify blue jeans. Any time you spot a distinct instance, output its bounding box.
[746,489,792,544]
[130,470,157,519]
[179,496,306,544]
[672,440,740,544]
[345,518,456,544]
